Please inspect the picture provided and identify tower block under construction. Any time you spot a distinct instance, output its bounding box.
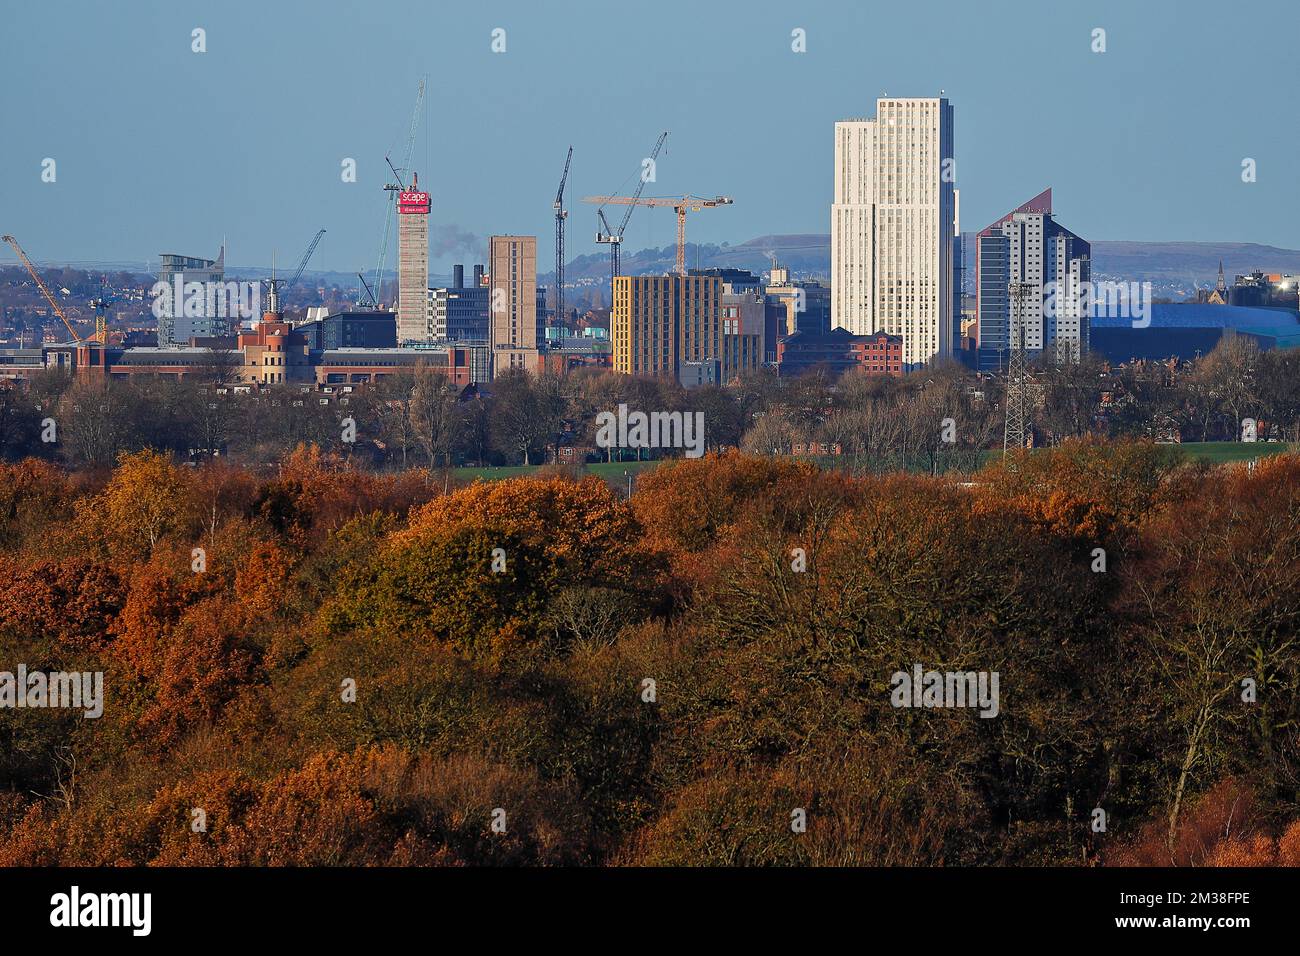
[396,173,431,342]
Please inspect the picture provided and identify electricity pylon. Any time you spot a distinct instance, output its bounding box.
[1002,281,1034,460]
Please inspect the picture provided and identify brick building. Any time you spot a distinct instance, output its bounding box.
[776,328,903,378]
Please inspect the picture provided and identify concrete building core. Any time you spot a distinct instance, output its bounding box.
[396,174,431,343]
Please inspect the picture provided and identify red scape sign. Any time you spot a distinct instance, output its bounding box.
[398,191,430,214]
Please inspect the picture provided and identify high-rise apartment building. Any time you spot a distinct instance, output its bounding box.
[396,175,431,343]
[976,189,1090,369]
[488,235,541,374]
[831,96,956,368]
[157,246,226,345]
[611,273,758,384]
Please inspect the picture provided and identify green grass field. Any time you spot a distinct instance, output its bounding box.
[978,442,1294,467]
[451,460,659,483]
[1176,441,1295,463]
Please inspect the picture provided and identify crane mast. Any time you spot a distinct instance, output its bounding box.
[373,79,425,308]
[594,132,667,289]
[553,146,573,328]
[265,228,326,314]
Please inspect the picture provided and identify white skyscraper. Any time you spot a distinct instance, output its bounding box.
[831,97,956,368]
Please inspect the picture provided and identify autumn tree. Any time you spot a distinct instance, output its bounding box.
[320,476,662,660]
[364,368,419,468]
[489,369,548,465]
[73,448,196,558]
[409,366,462,470]
[56,378,140,468]
[1123,455,1300,846]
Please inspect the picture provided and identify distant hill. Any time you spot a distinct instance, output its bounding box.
[561,235,833,283]
[552,236,1300,301]
[22,236,1300,303]
[1088,241,1300,287]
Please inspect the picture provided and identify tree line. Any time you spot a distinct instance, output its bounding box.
[1,330,1297,476]
[0,442,1298,865]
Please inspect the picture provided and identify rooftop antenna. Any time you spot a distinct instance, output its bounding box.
[267,251,278,314]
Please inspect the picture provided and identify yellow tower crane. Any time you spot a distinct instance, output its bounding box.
[580,195,733,276]
[2,234,103,343]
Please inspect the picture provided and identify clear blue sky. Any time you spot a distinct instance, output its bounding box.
[2,0,1297,275]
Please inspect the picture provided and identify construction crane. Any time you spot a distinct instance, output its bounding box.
[372,79,426,308]
[582,194,733,276]
[552,146,573,328]
[590,132,667,288]
[264,228,326,313]
[89,278,118,344]
[356,272,378,309]
[1,234,97,343]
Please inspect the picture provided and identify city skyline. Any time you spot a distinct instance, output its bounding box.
[1,0,1298,277]
[2,0,1300,911]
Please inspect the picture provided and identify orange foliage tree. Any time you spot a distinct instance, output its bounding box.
[320,475,663,661]
[72,448,198,559]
